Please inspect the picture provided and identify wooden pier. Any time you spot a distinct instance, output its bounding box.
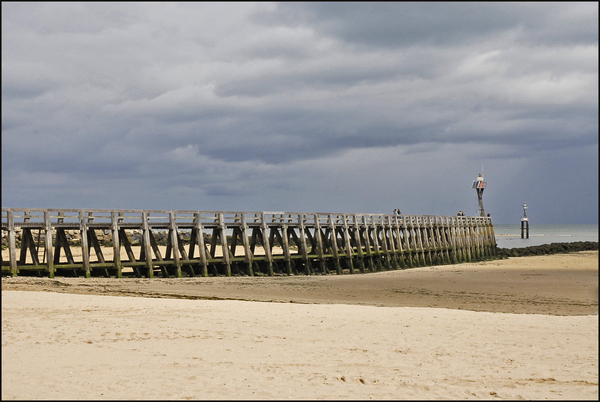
[1,208,497,278]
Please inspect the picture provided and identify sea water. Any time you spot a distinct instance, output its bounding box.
[493,224,598,249]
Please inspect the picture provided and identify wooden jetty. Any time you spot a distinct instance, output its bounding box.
[1,208,497,278]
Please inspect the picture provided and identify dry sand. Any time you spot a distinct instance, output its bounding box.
[2,251,598,400]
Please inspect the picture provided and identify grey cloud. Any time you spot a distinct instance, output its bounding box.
[1,2,135,35]
[259,3,597,48]
[2,3,597,223]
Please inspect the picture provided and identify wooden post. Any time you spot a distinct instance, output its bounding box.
[463,218,472,263]
[281,223,292,275]
[351,214,365,273]
[313,214,326,274]
[360,216,374,272]
[44,211,55,278]
[240,213,253,276]
[393,215,406,269]
[328,214,342,274]
[169,212,183,278]
[367,217,381,271]
[488,217,497,257]
[193,213,209,277]
[218,213,231,277]
[298,214,311,275]
[400,216,412,268]
[378,215,392,270]
[453,217,462,263]
[410,217,423,266]
[111,212,122,278]
[438,217,450,264]
[7,210,18,277]
[260,213,274,276]
[142,212,153,278]
[386,216,399,269]
[415,218,427,266]
[422,218,433,266]
[79,211,91,278]
[342,214,355,274]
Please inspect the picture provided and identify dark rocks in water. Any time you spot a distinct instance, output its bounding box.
[497,241,599,259]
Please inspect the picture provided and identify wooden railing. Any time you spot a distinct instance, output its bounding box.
[1,208,497,278]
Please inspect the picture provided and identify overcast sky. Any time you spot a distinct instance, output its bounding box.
[2,2,598,224]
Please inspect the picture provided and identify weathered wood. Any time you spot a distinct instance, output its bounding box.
[328,214,342,274]
[193,212,209,277]
[313,215,327,274]
[281,224,292,275]
[1,208,497,278]
[8,210,18,276]
[218,213,232,277]
[169,212,183,278]
[79,211,91,278]
[111,212,122,278]
[240,214,253,276]
[142,212,154,278]
[119,228,141,277]
[342,215,355,273]
[369,217,383,271]
[44,211,55,277]
[260,212,274,276]
[298,214,311,275]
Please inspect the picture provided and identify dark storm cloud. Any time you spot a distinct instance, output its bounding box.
[2,2,597,223]
[260,2,598,48]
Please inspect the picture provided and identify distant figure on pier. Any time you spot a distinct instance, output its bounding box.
[397,208,401,215]
[487,212,491,217]
[393,209,397,214]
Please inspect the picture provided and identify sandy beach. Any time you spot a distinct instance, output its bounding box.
[2,251,598,400]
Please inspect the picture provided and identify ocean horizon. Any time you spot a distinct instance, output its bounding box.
[493,223,598,249]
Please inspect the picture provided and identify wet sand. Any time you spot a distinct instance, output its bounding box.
[2,251,598,316]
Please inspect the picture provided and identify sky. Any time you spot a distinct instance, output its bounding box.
[2,2,598,224]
